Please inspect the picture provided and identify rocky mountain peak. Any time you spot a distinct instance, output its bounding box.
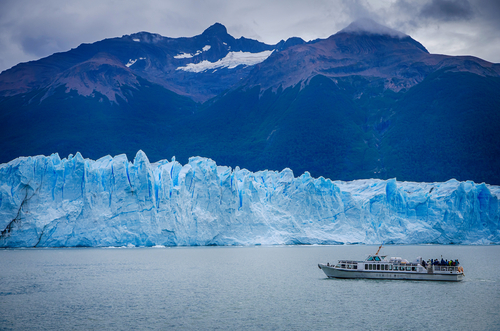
[202,23,228,37]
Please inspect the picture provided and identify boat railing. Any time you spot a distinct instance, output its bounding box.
[433,266,460,272]
[338,260,358,264]
[392,263,420,267]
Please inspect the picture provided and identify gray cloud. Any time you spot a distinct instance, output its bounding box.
[420,0,474,21]
[0,0,499,73]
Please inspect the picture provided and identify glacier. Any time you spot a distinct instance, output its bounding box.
[0,151,499,248]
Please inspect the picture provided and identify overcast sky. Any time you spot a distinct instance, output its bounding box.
[1,0,499,73]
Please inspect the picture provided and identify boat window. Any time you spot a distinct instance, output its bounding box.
[341,264,346,268]
[400,266,404,271]
[369,264,372,270]
[336,264,341,268]
[377,264,380,270]
[374,256,381,261]
[347,265,351,269]
[367,256,374,261]
[389,265,392,270]
[406,266,411,271]
[412,267,416,271]
[385,265,389,270]
[353,265,357,270]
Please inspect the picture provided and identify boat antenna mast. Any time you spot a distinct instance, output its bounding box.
[375,243,384,256]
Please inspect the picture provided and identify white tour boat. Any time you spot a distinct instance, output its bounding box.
[318,246,464,282]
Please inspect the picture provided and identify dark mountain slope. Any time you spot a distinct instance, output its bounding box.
[0,78,197,162]
[382,70,500,182]
[179,68,500,184]
[168,75,379,179]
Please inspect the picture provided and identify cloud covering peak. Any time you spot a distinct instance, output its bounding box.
[339,18,408,38]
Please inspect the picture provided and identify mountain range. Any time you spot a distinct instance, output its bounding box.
[1,19,499,184]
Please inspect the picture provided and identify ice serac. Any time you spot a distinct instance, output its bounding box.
[0,152,499,247]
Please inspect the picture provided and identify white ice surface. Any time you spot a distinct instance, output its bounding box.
[125,59,137,67]
[177,50,274,73]
[0,152,498,247]
[174,52,197,59]
[125,57,146,67]
[174,45,211,59]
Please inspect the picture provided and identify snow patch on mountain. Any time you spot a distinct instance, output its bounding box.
[0,152,498,247]
[174,45,212,59]
[126,57,146,67]
[177,50,274,73]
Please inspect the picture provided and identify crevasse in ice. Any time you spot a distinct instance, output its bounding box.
[0,151,498,247]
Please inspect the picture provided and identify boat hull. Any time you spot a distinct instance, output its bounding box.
[318,264,463,282]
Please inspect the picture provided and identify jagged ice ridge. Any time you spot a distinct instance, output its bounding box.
[0,151,499,247]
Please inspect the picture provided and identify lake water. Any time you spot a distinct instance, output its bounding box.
[1,245,499,331]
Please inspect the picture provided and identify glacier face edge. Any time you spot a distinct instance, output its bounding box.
[0,151,498,247]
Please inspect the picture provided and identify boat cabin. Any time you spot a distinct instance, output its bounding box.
[366,255,385,261]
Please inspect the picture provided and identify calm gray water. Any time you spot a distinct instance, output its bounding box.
[1,245,499,331]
